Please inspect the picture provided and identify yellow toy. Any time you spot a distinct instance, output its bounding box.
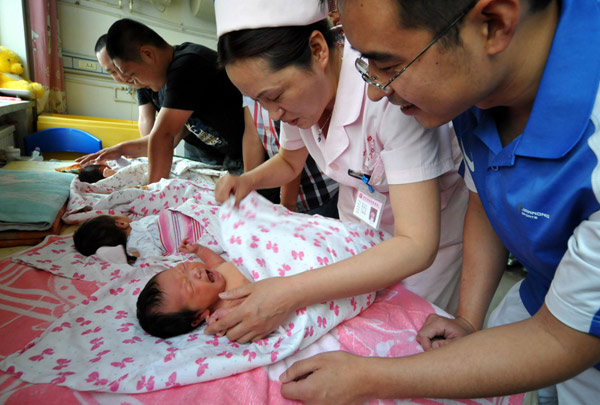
[0,45,44,99]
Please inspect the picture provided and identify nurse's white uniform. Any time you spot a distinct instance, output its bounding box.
[280,41,468,313]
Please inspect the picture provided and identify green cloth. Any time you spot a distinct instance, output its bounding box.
[0,169,75,231]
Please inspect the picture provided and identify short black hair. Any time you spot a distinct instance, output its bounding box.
[94,34,107,54]
[136,275,202,339]
[73,215,128,256]
[106,18,169,62]
[79,164,105,183]
[217,19,336,71]
[336,0,553,48]
[390,0,476,47]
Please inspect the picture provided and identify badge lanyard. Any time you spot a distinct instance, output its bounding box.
[348,169,386,229]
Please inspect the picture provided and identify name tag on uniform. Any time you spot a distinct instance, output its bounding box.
[353,183,386,229]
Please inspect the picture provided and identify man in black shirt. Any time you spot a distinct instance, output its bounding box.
[95,34,157,139]
[82,19,244,182]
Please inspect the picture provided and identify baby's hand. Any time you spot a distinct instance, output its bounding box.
[206,308,233,337]
[206,300,244,333]
[207,308,229,325]
[178,238,201,254]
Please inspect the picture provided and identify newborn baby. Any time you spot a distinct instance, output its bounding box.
[78,157,131,183]
[136,239,249,339]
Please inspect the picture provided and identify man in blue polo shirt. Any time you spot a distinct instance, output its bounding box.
[278,0,600,403]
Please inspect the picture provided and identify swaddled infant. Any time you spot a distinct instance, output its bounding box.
[136,239,250,339]
[73,206,215,260]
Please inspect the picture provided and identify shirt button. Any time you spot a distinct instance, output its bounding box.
[330,163,339,171]
[491,166,499,171]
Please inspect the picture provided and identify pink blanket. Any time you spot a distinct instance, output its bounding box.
[157,208,207,254]
[0,257,523,404]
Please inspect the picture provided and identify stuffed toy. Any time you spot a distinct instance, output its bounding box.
[0,45,44,99]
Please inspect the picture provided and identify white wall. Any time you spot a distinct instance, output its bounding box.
[58,0,218,121]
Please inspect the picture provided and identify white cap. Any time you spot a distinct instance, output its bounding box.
[215,0,328,38]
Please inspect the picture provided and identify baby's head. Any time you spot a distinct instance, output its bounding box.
[78,164,116,183]
[73,215,132,256]
[136,261,226,338]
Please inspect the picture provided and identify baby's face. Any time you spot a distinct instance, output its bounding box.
[154,262,226,315]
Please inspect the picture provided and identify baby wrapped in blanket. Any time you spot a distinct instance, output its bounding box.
[64,160,225,225]
[1,192,391,392]
[73,202,222,259]
[75,157,225,187]
[77,157,135,184]
[137,239,252,338]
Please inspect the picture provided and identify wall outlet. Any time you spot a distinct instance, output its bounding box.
[114,87,135,103]
[78,59,98,71]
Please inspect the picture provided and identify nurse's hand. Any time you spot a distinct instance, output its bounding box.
[214,173,255,207]
[204,277,296,343]
[280,351,371,405]
[416,314,476,351]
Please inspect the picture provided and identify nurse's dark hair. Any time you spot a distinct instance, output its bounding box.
[217,19,335,71]
[106,18,169,62]
[334,0,553,47]
[136,274,202,338]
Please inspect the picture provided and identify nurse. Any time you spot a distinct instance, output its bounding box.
[207,0,468,343]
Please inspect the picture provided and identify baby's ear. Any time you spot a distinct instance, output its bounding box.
[103,168,116,178]
[115,220,129,229]
[191,309,211,327]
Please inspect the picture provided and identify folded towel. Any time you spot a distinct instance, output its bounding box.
[0,169,75,231]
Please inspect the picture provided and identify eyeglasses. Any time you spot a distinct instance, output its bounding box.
[355,0,478,93]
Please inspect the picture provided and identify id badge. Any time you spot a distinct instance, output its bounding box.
[353,183,386,229]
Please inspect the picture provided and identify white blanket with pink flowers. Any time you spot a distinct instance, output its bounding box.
[0,192,390,393]
[0,192,524,403]
[0,257,524,405]
[63,160,222,224]
[11,179,223,283]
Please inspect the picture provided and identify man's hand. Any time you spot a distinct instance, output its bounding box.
[204,277,296,343]
[416,314,476,351]
[76,145,125,166]
[280,351,371,405]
